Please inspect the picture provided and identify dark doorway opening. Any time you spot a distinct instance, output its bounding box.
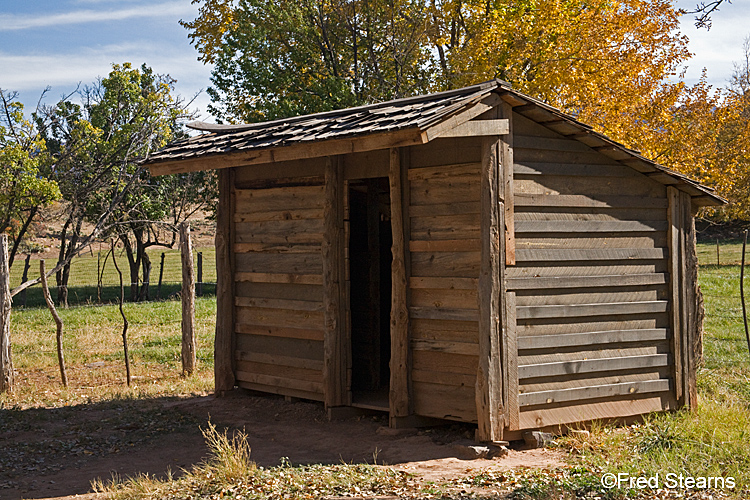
[348,178,392,410]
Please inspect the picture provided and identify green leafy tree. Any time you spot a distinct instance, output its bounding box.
[0,89,61,268]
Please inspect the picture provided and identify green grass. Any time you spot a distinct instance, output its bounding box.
[10,246,217,308]
[1,297,216,408]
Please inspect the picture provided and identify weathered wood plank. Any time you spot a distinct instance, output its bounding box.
[518,329,669,350]
[410,214,480,240]
[235,185,325,211]
[236,282,323,301]
[512,147,622,166]
[215,168,235,392]
[518,354,670,380]
[409,307,479,322]
[507,273,668,290]
[343,148,390,179]
[667,186,683,403]
[518,343,669,366]
[519,393,675,429]
[516,248,666,263]
[235,324,324,341]
[410,251,480,278]
[515,220,668,233]
[236,380,324,402]
[520,379,672,407]
[235,272,323,285]
[513,134,596,153]
[515,288,663,307]
[514,162,642,178]
[514,208,667,222]
[234,157,326,184]
[517,317,668,337]
[517,300,669,320]
[234,219,324,244]
[411,339,479,356]
[410,287,478,309]
[235,370,324,394]
[413,350,478,375]
[515,175,665,198]
[515,193,668,209]
[234,297,323,311]
[409,239,480,252]
[412,369,476,388]
[408,136,482,169]
[234,242,320,254]
[515,234,667,250]
[236,306,324,330]
[234,208,324,223]
[500,102,515,266]
[409,201,480,217]
[235,332,323,360]
[409,276,478,290]
[520,368,671,394]
[476,133,503,441]
[234,350,325,372]
[322,155,347,408]
[410,318,479,344]
[505,291,519,430]
[508,263,667,279]
[437,119,510,138]
[234,252,322,274]
[235,358,323,382]
[389,147,411,420]
[407,162,480,180]
[410,178,479,206]
[413,381,477,423]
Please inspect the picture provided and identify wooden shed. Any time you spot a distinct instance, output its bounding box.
[145,80,724,442]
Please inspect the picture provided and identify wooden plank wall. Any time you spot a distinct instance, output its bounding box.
[507,114,677,429]
[407,138,483,423]
[232,164,326,401]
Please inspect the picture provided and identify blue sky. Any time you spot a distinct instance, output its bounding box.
[1,0,749,124]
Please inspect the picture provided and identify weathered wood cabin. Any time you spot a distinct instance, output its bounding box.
[145,80,724,442]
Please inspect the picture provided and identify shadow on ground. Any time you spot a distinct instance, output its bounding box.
[0,390,563,499]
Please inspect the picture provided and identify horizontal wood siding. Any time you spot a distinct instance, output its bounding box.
[233,167,325,401]
[407,141,482,423]
[510,114,675,428]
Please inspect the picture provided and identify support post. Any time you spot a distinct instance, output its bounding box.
[476,134,504,442]
[667,187,684,404]
[40,260,67,387]
[681,191,700,407]
[215,168,236,393]
[323,156,347,408]
[0,234,13,393]
[197,251,203,297]
[157,252,165,300]
[21,254,30,307]
[180,222,196,376]
[389,147,410,423]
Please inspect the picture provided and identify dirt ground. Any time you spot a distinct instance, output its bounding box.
[1,390,565,500]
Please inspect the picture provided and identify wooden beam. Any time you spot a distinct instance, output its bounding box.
[433,119,509,138]
[423,94,504,142]
[322,155,346,408]
[520,379,672,407]
[681,190,700,407]
[504,291,519,430]
[476,133,504,442]
[499,102,515,266]
[389,148,411,422]
[148,128,428,176]
[518,354,670,379]
[214,168,236,393]
[667,186,683,404]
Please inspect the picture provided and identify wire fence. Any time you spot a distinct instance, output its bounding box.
[10,246,216,308]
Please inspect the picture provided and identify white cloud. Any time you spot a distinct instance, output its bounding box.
[0,1,196,31]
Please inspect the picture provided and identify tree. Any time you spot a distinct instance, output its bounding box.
[0,90,61,268]
[187,0,434,122]
[55,63,200,302]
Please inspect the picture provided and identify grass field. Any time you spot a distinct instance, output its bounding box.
[1,238,750,499]
[9,246,217,308]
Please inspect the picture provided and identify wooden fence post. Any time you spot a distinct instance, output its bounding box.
[180,223,196,376]
[0,234,14,393]
[21,254,30,307]
[157,252,165,299]
[197,251,203,297]
[40,260,67,387]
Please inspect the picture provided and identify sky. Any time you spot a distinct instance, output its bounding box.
[1,0,749,124]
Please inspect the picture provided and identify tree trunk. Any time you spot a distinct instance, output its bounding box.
[180,223,196,376]
[0,234,14,393]
[138,251,151,301]
[111,242,131,386]
[119,233,140,302]
[40,260,67,387]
